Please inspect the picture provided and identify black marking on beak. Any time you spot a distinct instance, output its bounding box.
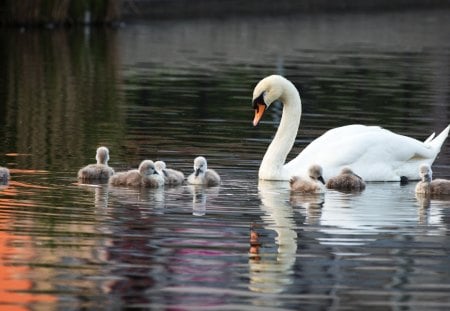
[252,92,266,110]
[195,168,201,177]
[318,176,325,184]
[163,170,168,177]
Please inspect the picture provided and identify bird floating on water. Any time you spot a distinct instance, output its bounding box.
[187,156,221,186]
[78,146,115,182]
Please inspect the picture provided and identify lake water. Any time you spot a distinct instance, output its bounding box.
[0,9,450,310]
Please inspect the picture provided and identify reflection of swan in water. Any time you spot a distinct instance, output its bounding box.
[415,192,431,225]
[415,191,450,226]
[290,192,325,226]
[78,183,111,210]
[187,185,220,216]
[248,180,297,294]
[108,186,166,214]
[94,184,110,210]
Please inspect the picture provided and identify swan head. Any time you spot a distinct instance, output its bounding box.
[138,160,159,177]
[252,75,298,126]
[419,164,432,182]
[193,156,207,177]
[96,146,110,165]
[340,167,364,181]
[308,164,325,184]
[155,161,166,171]
[155,161,168,177]
[340,167,354,175]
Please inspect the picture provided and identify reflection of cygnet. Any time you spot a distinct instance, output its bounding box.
[0,166,10,182]
[415,164,450,195]
[290,164,325,193]
[187,156,220,186]
[191,188,206,216]
[326,167,366,192]
[78,146,115,181]
[109,160,164,188]
[154,161,185,185]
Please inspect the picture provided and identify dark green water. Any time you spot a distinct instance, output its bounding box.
[0,9,449,310]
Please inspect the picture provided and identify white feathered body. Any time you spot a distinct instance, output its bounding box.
[284,124,449,182]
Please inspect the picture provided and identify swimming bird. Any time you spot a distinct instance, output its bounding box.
[155,161,185,185]
[252,75,450,181]
[187,156,221,186]
[109,160,164,188]
[290,164,326,193]
[0,166,10,182]
[78,146,115,181]
[326,167,366,192]
[415,164,450,195]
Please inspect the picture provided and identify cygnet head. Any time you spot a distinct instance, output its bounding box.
[308,164,325,184]
[154,161,166,172]
[252,75,298,126]
[340,167,354,175]
[96,146,110,165]
[138,160,158,177]
[419,164,432,182]
[193,156,207,177]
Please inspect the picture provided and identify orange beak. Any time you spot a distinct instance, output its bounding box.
[253,104,266,126]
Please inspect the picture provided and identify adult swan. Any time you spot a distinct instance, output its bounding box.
[252,75,450,181]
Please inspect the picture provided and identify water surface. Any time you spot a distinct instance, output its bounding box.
[0,9,450,310]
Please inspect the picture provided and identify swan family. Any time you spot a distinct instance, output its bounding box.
[2,75,449,201]
[252,75,450,182]
[250,75,450,194]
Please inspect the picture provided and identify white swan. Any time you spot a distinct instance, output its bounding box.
[252,75,450,181]
[289,164,326,193]
[415,164,450,195]
[78,146,115,181]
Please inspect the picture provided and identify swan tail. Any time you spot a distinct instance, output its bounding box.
[426,124,450,152]
[423,132,435,144]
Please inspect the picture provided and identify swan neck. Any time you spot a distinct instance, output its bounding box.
[259,86,301,180]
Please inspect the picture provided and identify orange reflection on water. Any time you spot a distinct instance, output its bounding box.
[0,182,56,310]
